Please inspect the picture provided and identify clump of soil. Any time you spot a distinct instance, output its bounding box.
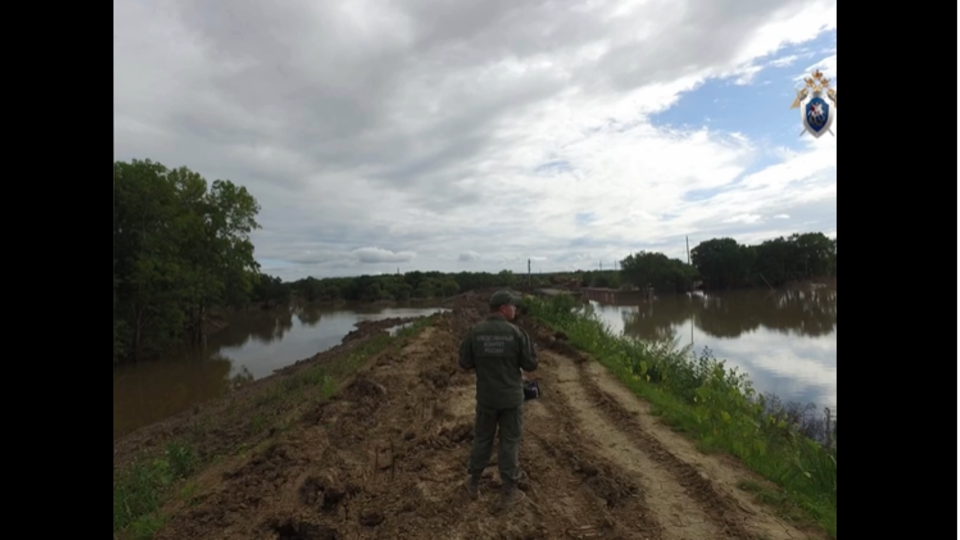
[264,516,339,540]
[298,473,345,512]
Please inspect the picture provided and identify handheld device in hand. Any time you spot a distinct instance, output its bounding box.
[523,380,540,400]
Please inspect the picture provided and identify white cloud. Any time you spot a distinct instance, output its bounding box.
[723,214,764,224]
[773,214,790,219]
[733,65,764,85]
[352,247,415,264]
[793,53,836,87]
[768,54,800,67]
[804,53,837,80]
[114,0,837,278]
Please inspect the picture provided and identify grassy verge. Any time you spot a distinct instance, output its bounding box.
[113,440,200,539]
[112,314,436,540]
[524,294,836,538]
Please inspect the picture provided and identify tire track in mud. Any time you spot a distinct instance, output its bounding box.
[576,361,819,540]
[433,327,661,539]
[393,319,666,539]
[521,394,662,539]
[524,428,662,540]
[550,348,790,540]
[539,350,728,540]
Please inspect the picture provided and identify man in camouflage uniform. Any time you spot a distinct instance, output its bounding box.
[458,290,538,510]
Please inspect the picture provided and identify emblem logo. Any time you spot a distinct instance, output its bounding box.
[790,70,836,138]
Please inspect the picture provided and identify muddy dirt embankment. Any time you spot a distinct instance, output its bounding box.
[114,289,827,540]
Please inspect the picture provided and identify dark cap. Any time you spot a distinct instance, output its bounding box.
[489,290,522,307]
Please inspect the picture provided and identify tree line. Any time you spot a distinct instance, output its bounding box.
[113,159,834,363]
[279,269,523,304]
[618,232,836,293]
[264,228,838,307]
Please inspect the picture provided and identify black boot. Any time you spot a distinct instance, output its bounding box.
[497,479,527,511]
[464,474,481,500]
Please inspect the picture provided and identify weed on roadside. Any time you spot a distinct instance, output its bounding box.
[113,441,197,537]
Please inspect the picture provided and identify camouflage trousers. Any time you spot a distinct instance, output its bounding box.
[467,403,524,483]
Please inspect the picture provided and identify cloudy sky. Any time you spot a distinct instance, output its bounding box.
[114,0,837,280]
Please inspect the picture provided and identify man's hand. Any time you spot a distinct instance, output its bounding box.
[458,333,475,370]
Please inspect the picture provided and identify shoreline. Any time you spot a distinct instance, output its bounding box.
[112,315,431,443]
[114,300,449,367]
[116,279,834,366]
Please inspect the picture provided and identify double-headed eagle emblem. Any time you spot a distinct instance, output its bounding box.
[791,70,836,109]
[791,69,836,138]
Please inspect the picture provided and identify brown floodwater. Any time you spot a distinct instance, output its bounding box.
[112,303,447,439]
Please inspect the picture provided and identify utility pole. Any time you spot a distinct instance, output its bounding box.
[527,258,531,286]
[686,236,690,265]
[600,261,603,271]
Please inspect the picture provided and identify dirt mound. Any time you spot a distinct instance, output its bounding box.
[342,316,422,343]
[130,290,826,540]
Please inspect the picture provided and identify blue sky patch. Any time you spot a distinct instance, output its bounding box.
[651,30,836,152]
[682,187,723,202]
[575,212,596,226]
[535,160,572,175]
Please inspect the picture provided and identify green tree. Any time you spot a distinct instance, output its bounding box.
[394,282,413,300]
[113,159,261,362]
[414,279,436,298]
[498,269,517,286]
[790,232,834,278]
[619,252,698,292]
[753,237,797,286]
[690,238,755,290]
[441,279,460,297]
[251,274,291,308]
[689,232,836,290]
[177,172,262,342]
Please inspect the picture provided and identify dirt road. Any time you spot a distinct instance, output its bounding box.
[122,292,824,540]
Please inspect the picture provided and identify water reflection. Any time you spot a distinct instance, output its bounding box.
[113,303,446,438]
[607,288,836,341]
[585,288,836,411]
[113,356,235,438]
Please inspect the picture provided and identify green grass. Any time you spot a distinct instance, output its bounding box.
[113,314,437,539]
[254,364,331,406]
[524,294,836,538]
[113,441,196,538]
[249,412,267,434]
[177,481,201,506]
[248,315,437,434]
[737,480,815,528]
